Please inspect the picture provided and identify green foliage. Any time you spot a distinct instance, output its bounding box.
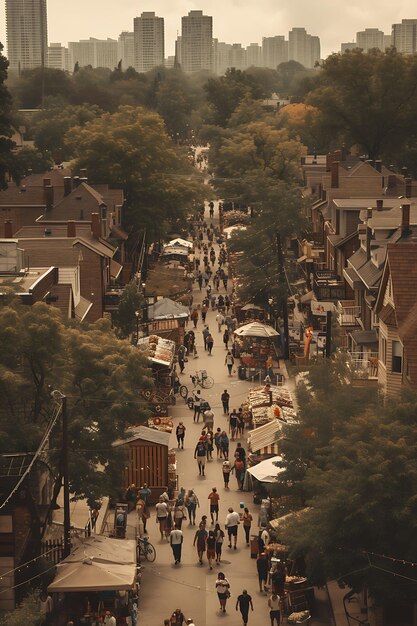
[307,48,417,159]
[7,67,73,109]
[0,592,43,626]
[282,394,417,602]
[12,146,54,177]
[275,61,319,99]
[204,68,266,126]
[0,300,153,507]
[0,43,16,190]
[113,280,144,338]
[66,105,206,238]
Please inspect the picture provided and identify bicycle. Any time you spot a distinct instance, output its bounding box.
[190,370,214,389]
[137,536,156,563]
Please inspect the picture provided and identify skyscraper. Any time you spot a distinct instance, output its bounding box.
[356,28,385,51]
[5,0,48,74]
[288,28,320,68]
[180,10,213,73]
[392,19,417,54]
[133,12,164,73]
[262,36,289,69]
[118,32,135,70]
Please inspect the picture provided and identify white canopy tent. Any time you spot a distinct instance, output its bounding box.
[246,455,285,483]
[168,238,193,249]
[234,322,279,338]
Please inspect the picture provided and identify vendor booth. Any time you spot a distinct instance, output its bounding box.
[137,335,176,414]
[234,322,282,378]
[236,303,266,323]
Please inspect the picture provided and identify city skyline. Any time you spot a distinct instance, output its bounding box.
[1,0,417,60]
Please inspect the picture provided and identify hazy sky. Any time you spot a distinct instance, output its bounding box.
[0,0,416,58]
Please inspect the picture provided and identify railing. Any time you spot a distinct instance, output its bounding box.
[337,301,361,326]
[348,351,379,379]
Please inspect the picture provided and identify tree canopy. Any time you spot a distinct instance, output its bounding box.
[65,105,206,238]
[0,300,153,509]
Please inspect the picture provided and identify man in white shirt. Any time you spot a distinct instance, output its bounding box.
[261,527,270,548]
[268,593,281,626]
[193,389,202,422]
[225,506,240,549]
[170,527,184,564]
[104,610,117,626]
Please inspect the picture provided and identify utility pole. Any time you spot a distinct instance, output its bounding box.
[276,232,290,360]
[61,395,71,558]
[325,311,332,358]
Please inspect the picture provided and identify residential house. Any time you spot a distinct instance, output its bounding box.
[375,241,417,396]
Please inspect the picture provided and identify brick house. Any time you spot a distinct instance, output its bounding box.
[375,241,417,396]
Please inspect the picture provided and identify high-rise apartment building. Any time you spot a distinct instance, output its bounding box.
[68,38,118,70]
[212,40,232,75]
[5,0,48,74]
[48,43,70,72]
[246,43,262,67]
[118,32,135,70]
[356,28,384,51]
[341,42,357,53]
[288,27,320,68]
[392,19,417,54]
[133,12,164,73]
[180,10,213,73]
[262,36,289,69]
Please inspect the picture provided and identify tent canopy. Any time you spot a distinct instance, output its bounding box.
[247,419,284,454]
[241,303,264,312]
[148,297,189,320]
[48,537,137,593]
[247,455,285,483]
[168,238,193,249]
[234,322,279,338]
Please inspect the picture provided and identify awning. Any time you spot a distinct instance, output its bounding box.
[269,508,311,532]
[247,455,285,483]
[75,296,93,321]
[110,259,123,280]
[148,297,189,320]
[168,238,193,249]
[300,290,315,304]
[247,420,284,454]
[297,255,307,263]
[234,322,279,338]
[241,303,264,311]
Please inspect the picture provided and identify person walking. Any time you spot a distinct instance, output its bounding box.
[193,389,202,423]
[201,303,208,323]
[193,522,208,565]
[257,552,269,593]
[136,497,150,535]
[170,608,186,625]
[214,427,222,458]
[184,489,199,525]
[197,272,203,290]
[268,593,281,626]
[209,201,214,219]
[223,328,230,350]
[173,502,187,530]
[232,457,245,491]
[206,428,214,460]
[202,326,210,351]
[225,351,234,376]
[216,311,225,331]
[237,411,245,438]
[222,460,231,488]
[221,389,230,414]
[242,507,253,545]
[220,432,229,461]
[124,483,138,513]
[207,530,216,569]
[194,437,207,476]
[234,442,246,466]
[206,332,214,356]
[215,572,231,613]
[236,590,253,626]
[203,407,214,432]
[214,522,225,563]
[225,507,240,549]
[155,496,168,540]
[177,344,186,374]
[176,422,186,449]
[208,487,220,524]
[229,409,238,440]
[170,527,184,565]
[191,308,199,328]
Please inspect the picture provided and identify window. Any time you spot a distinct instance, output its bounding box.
[392,340,403,373]
[380,336,387,365]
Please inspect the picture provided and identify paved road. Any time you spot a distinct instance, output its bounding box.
[130,201,332,626]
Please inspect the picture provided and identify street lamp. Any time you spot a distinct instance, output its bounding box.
[141,283,148,337]
[135,310,140,343]
[268,297,274,328]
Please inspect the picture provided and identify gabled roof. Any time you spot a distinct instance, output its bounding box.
[378,303,396,326]
[348,248,367,270]
[112,425,170,448]
[38,183,116,222]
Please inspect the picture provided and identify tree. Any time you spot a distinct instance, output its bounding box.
[281,392,417,605]
[112,280,144,338]
[0,300,153,512]
[307,48,417,159]
[7,67,73,109]
[155,69,193,141]
[276,103,331,153]
[12,146,54,176]
[0,43,16,189]
[0,591,43,626]
[204,68,266,127]
[66,105,206,238]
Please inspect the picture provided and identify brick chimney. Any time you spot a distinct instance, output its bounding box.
[73,176,81,188]
[334,149,342,161]
[374,160,382,173]
[401,204,411,238]
[44,185,54,211]
[405,178,412,199]
[401,166,408,177]
[43,178,51,188]
[67,220,76,238]
[326,152,333,172]
[376,199,384,211]
[4,220,13,238]
[64,177,72,196]
[331,161,339,188]
[91,213,100,239]
[367,208,373,221]
[80,168,87,178]
[366,226,372,260]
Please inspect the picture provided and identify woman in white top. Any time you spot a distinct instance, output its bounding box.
[215,572,230,613]
[155,497,168,540]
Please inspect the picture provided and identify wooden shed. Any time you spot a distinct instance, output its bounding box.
[113,426,170,505]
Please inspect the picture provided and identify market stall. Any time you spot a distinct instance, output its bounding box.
[234,322,282,378]
[236,303,266,323]
[137,335,176,414]
[240,384,296,428]
[113,425,171,504]
[247,419,284,456]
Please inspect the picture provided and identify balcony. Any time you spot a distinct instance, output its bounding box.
[336,300,361,327]
[348,351,379,380]
[313,271,345,301]
[103,286,124,311]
